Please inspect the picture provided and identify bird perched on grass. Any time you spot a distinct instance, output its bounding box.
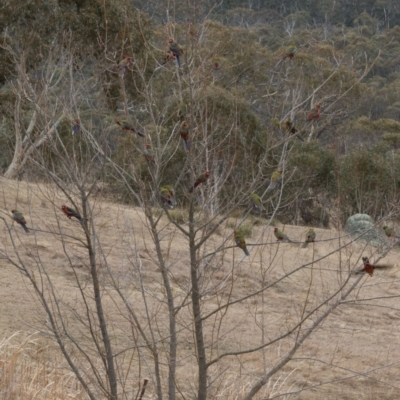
[168,38,183,67]
[189,171,210,193]
[11,210,29,233]
[354,257,391,277]
[249,193,263,211]
[61,205,85,223]
[179,121,190,151]
[118,56,132,77]
[160,185,175,208]
[266,169,282,191]
[116,120,144,137]
[274,227,293,242]
[307,104,321,121]
[383,226,398,238]
[144,144,155,164]
[302,228,316,248]
[234,230,250,256]
[72,119,80,135]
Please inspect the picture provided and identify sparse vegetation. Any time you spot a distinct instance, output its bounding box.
[1,0,400,399]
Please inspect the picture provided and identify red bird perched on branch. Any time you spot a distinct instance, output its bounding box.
[179,121,190,151]
[118,56,132,77]
[72,119,80,135]
[168,38,183,67]
[354,257,391,276]
[189,171,210,193]
[11,210,29,233]
[307,104,321,121]
[61,205,85,223]
[116,120,144,137]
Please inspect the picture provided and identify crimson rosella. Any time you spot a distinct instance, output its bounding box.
[274,227,293,242]
[283,118,304,141]
[118,56,132,77]
[168,38,183,67]
[276,45,297,67]
[186,23,199,39]
[307,104,321,121]
[383,226,398,238]
[302,228,316,248]
[160,185,175,208]
[116,120,144,137]
[354,257,391,277]
[282,45,296,60]
[266,169,282,191]
[234,230,250,256]
[11,210,29,233]
[249,193,263,211]
[72,119,80,135]
[213,56,220,70]
[179,121,190,151]
[61,205,85,223]
[144,144,155,164]
[189,171,210,193]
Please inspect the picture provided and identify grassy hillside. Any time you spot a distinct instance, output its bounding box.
[1,177,400,399]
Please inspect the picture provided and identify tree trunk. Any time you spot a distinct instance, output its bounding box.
[189,202,208,400]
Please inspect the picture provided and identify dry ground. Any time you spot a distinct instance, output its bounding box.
[0,176,400,399]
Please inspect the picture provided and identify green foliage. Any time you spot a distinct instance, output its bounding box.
[3,0,400,224]
[338,143,400,219]
[288,142,336,193]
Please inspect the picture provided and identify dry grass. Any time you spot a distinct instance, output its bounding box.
[0,333,86,399]
[1,176,400,399]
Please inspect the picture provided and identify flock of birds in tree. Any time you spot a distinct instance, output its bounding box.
[10,39,393,278]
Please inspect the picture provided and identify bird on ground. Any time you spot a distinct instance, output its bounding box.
[72,119,80,135]
[266,169,282,191]
[179,121,190,151]
[354,257,391,276]
[144,144,155,164]
[189,171,210,193]
[383,226,398,238]
[116,120,144,137]
[61,205,85,223]
[168,38,183,67]
[249,193,263,211]
[302,228,316,248]
[118,56,132,77]
[11,210,29,233]
[307,104,321,121]
[234,230,250,256]
[274,227,293,242]
[160,185,175,208]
